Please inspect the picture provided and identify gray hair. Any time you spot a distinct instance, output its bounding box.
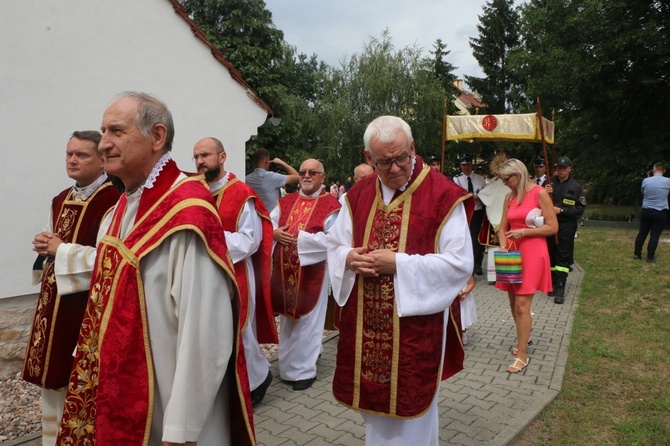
[363,116,413,153]
[498,158,531,205]
[117,91,175,151]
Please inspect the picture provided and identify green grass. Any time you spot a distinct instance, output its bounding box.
[585,204,637,221]
[513,227,670,445]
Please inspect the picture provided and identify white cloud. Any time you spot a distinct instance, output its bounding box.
[265,0,492,79]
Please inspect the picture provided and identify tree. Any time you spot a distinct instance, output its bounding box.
[308,31,450,181]
[180,0,325,168]
[466,0,522,114]
[514,0,670,204]
[180,0,284,94]
[430,39,459,99]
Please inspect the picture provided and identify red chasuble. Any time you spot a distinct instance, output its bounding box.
[22,181,119,389]
[333,161,473,418]
[213,173,278,344]
[57,161,255,445]
[270,190,340,320]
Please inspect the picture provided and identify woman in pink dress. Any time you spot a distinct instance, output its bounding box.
[496,159,558,373]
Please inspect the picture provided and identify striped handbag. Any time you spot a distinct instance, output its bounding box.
[494,241,522,284]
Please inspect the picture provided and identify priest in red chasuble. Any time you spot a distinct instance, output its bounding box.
[193,136,277,407]
[270,158,340,391]
[327,115,474,445]
[55,92,255,445]
[26,130,119,446]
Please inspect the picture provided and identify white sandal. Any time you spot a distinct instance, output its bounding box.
[507,357,528,374]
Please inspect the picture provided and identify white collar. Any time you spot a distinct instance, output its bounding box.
[73,172,108,201]
[300,185,324,198]
[209,171,231,193]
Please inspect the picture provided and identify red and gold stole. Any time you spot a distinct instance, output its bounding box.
[270,190,340,320]
[333,163,472,418]
[57,161,255,445]
[22,182,119,390]
[214,174,277,343]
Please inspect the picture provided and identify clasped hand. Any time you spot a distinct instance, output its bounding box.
[346,247,396,277]
[32,231,63,257]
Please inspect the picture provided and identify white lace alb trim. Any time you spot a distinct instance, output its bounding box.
[144,152,172,190]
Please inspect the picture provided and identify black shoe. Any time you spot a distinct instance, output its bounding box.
[633,254,642,260]
[474,266,483,276]
[554,295,564,304]
[646,257,659,263]
[251,370,273,407]
[547,290,555,297]
[292,377,316,391]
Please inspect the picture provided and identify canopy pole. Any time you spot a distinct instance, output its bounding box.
[538,98,558,243]
[441,99,447,173]
[536,98,551,178]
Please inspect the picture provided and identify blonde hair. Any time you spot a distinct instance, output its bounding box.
[499,158,531,205]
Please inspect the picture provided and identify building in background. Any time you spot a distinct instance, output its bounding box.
[0,0,271,374]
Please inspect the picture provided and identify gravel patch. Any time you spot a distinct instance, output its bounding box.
[0,373,41,442]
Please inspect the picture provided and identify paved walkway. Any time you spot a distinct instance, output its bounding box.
[10,265,582,446]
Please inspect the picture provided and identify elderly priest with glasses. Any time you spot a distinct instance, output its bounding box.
[328,115,474,445]
[270,158,341,391]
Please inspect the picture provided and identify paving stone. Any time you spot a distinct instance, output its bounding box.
[11,264,582,446]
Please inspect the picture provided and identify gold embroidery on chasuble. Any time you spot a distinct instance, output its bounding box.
[280,198,317,316]
[59,240,124,441]
[25,195,86,383]
[58,207,77,242]
[358,196,408,400]
[24,261,55,379]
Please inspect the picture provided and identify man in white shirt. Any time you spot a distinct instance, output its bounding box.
[531,157,547,186]
[453,155,487,275]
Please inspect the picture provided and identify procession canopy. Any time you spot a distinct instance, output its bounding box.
[446,113,554,144]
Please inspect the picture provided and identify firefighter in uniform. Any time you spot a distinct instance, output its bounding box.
[545,156,585,304]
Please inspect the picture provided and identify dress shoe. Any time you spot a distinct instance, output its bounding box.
[554,295,564,304]
[250,370,273,406]
[291,377,316,391]
[633,254,641,260]
[474,265,483,276]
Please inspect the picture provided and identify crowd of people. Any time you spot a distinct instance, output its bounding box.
[24,90,667,445]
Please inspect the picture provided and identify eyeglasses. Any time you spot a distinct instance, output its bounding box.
[298,169,324,177]
[501,174,516,184]
[372,153,412,171]
[192,152,216,161]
